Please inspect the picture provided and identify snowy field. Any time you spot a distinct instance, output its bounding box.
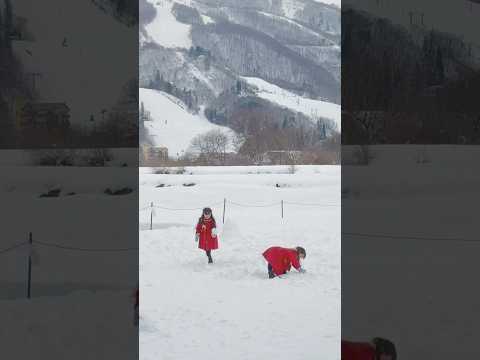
[139,165,341,360]
[0,167,138,357]
[342,145,480,359]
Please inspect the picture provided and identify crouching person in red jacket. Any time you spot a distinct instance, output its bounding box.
[262,246,306,278]
[342,338,397,360]
[195,207,218,264]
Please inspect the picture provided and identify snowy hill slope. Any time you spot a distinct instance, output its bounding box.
[12,0,137,123]
[140,88,234,157]
[144,0,192,49]
[242,76,341,130]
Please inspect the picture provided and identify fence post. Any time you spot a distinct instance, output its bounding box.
[281,200,284,219]
[222,198,226,224]
[27,232,32,299]
[150,202,153,230]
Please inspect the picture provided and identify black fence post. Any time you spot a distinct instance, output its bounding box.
[281,200,284,219]
[150,202,153,230]
[223,198,226,224]
[27,232,32,299]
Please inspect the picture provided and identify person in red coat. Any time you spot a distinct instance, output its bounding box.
[195,207,218,263]
[342,338,397,360]
[262,246,306,278]
[132,286,139,327]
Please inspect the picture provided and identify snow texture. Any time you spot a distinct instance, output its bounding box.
[242,76,341,129]
[145,0,192,49]
[140,88,235,157]
[139,165,341,360]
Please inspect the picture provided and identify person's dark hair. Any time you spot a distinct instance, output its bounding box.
[198,208,216,226]
[372,338,396,360]
[296,246,306,258]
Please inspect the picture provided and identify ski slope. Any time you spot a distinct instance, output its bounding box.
[139,165,341,360]
[140,88,235,157]
[12,0,137,123]
[242,77,341,130]
[144,0,192,49]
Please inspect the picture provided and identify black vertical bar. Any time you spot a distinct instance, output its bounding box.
[281,200,284,219]
[150,202,153,230]
[27,232,32,299]
[222,198,226,224]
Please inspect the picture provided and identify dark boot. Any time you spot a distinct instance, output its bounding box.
[206,250,213,264]
[268,264,275,278]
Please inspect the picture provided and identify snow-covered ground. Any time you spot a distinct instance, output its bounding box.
[242,77,341,130]
[144,0,192,49]
[140,88,235,156]
[139,165,341,360]
[342,145,480,359]
[0,167,138,357]
[0,290,137,359]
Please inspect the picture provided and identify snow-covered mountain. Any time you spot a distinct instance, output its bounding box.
[140,0,340,156]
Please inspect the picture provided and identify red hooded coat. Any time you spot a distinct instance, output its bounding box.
[341,341,376,360]
[196,217,218,251]
[262,246,301,276]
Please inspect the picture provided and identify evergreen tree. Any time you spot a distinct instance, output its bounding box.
[4,0,12,49]
[435,48,445,84]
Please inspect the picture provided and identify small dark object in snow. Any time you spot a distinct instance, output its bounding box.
[122,163,128,167]
[40,188,61,198]
[276,183,280,188]
[183,183,196,187]
[66,192,76,196]
[104,187,133,195]
[156,184,166,188]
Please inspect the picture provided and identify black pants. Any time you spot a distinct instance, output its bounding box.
[268,264,275,278]
[206,250,213,262]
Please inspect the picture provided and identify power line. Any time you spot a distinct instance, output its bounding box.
[34,240,138,252]
[0,241,28,255]
[343,232,480,244]
[228,200,280,208]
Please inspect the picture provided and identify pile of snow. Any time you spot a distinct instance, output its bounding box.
[144,0,192,49]
[140,165,340,360]
[242,77,341,130]
[140,88,235,157]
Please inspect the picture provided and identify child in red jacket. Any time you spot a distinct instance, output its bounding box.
[195,207,218,263]
[262,246,306,278]
[132,287,139,327]
[342,338,397,360]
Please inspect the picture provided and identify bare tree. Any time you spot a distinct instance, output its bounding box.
[190,130,230,165]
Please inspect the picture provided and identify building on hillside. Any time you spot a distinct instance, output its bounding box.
[262,150,302,165]
[141,144,169,164]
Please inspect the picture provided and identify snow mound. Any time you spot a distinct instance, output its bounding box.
[140,88,235,157]
[242,76,341,130]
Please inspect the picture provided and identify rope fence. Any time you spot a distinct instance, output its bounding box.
[139,198,340,229]
[343,232,480,244]
[0,232,138,300]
